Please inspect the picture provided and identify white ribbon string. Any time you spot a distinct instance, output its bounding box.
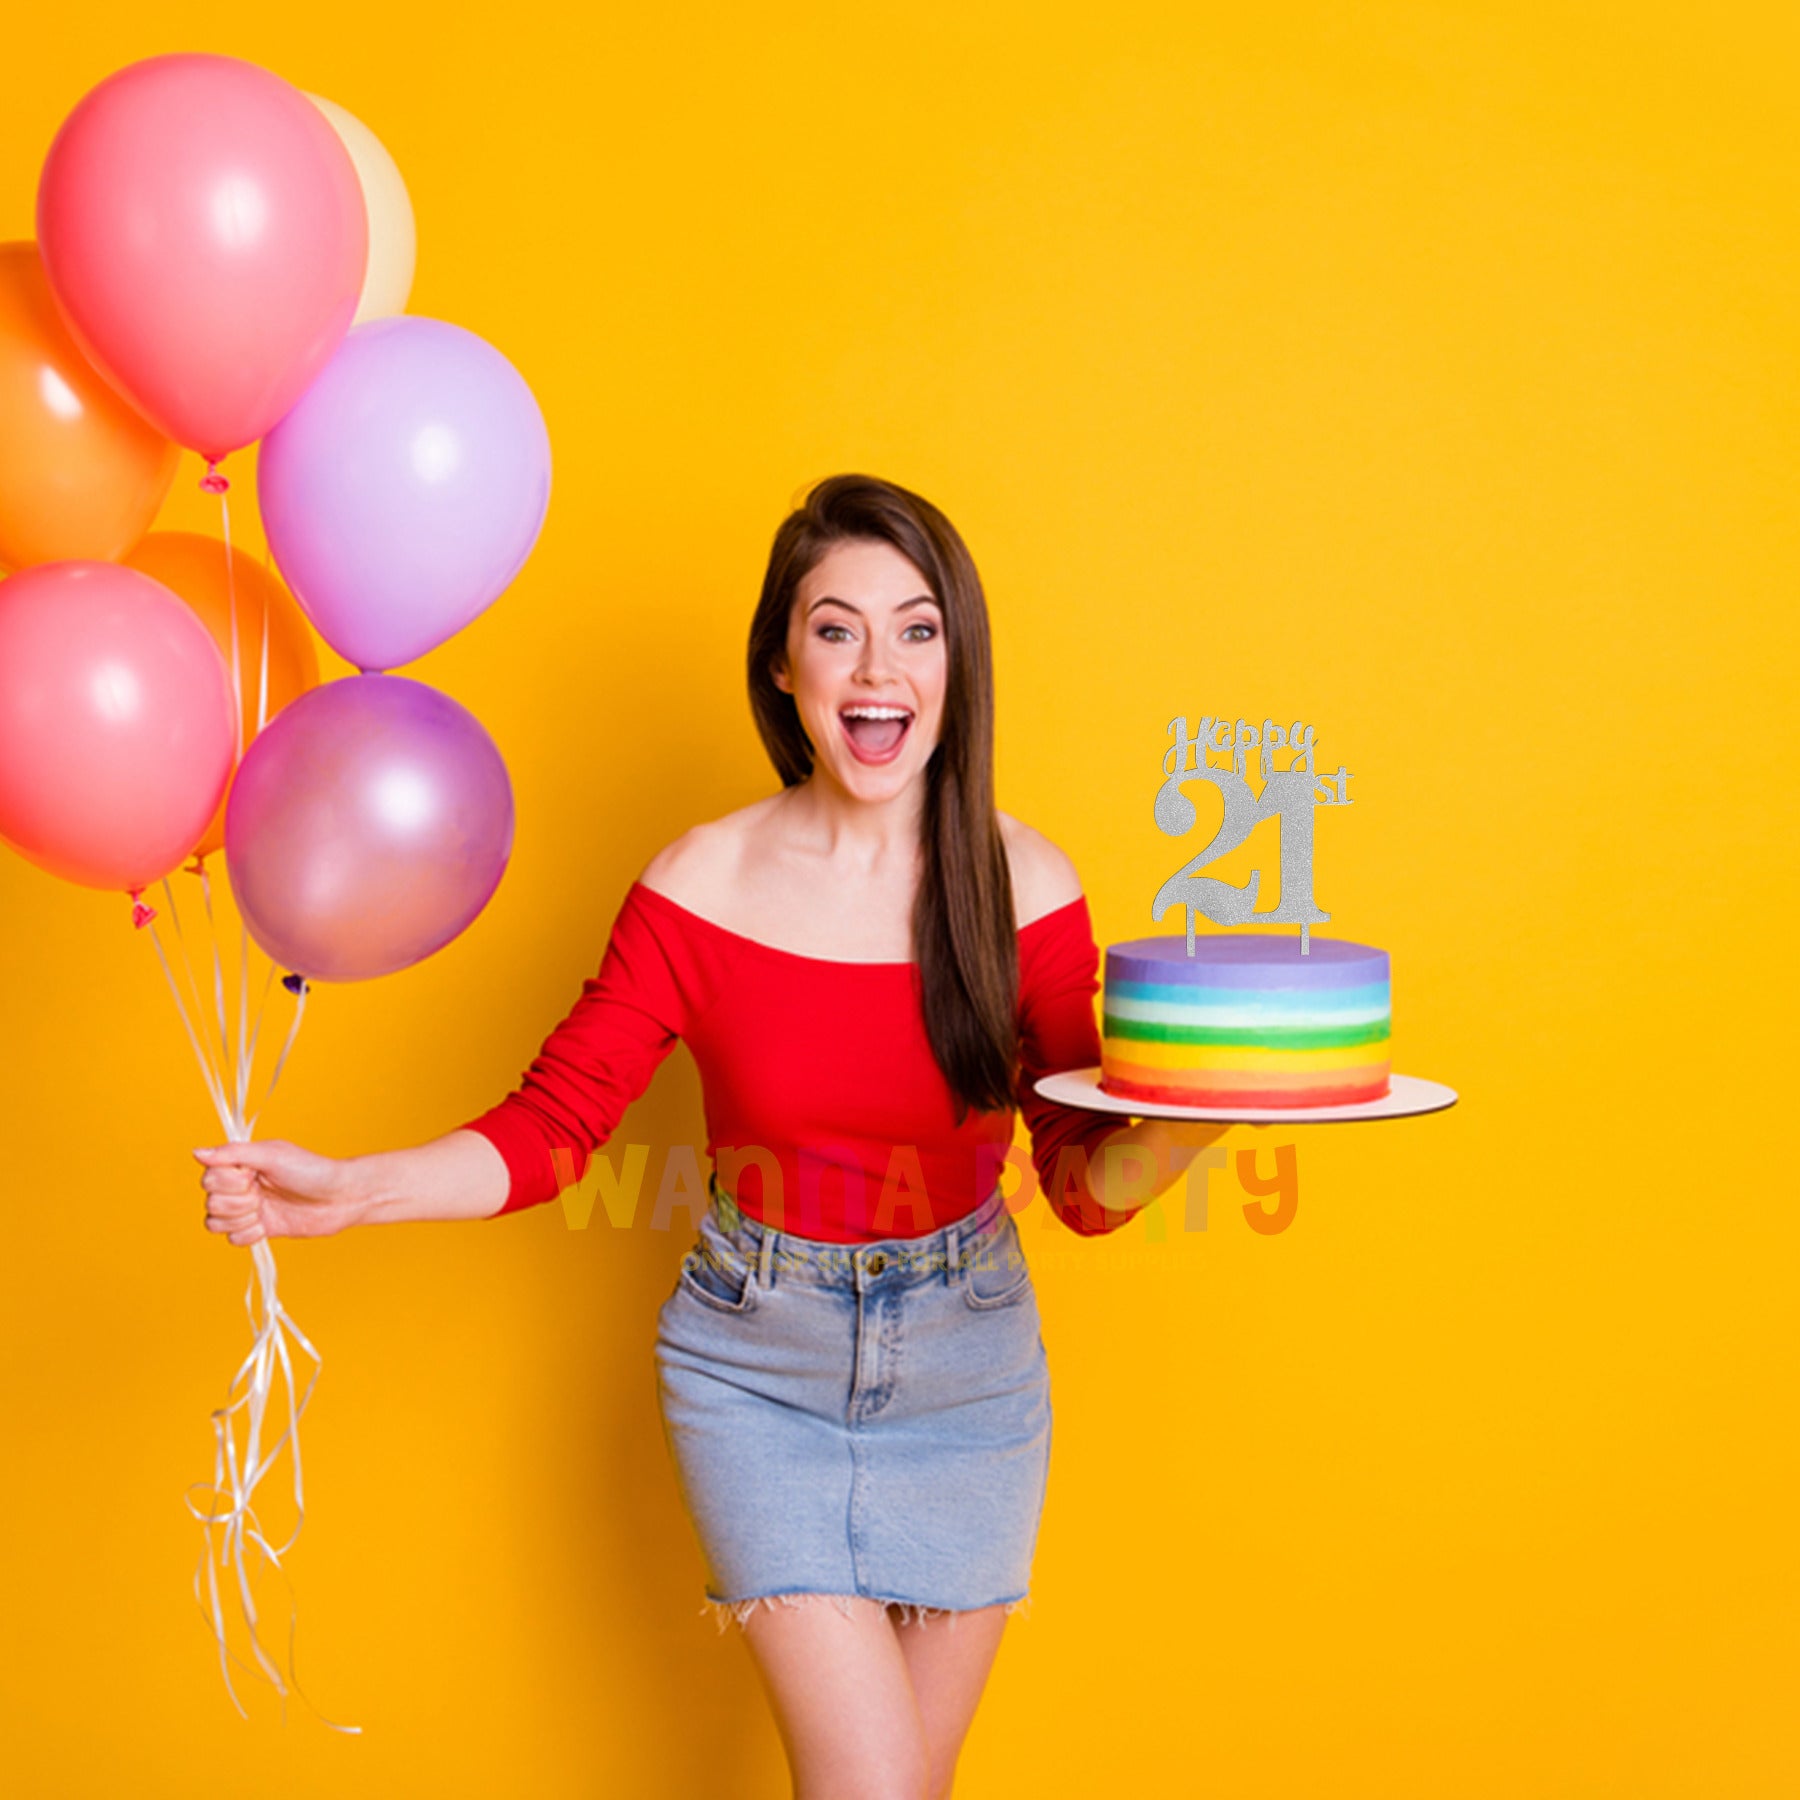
[255,531,271,738]
[237,920,253,1128]
[249,981,309,1139]
[201,494,251,1128]
[159,877,231,1099]
[147,923,230,1128]
[192,865,238,1105]
[144,883,359,1735]
[219,486,244,768]
[240,961,278,1127]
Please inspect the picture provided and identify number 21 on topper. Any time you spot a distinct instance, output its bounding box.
[1152,716,1353,957]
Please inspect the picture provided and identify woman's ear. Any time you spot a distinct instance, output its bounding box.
[770,653,792,695]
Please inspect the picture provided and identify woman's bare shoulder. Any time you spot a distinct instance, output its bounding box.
[998,811,1084,928]
[638,796,785,913]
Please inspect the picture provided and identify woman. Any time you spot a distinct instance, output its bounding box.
[196,474,1224,1800]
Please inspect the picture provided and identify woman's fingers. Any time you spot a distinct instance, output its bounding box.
[205,1182,259,1229]
[208,1200,267,1245]
[196,1149,279,1248]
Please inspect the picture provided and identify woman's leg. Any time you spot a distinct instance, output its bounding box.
[890,1605,1009,1800]
[739,1597,931,1800]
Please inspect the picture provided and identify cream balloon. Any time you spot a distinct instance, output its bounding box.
[304,94,416,324]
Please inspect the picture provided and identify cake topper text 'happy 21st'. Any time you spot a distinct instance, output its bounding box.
[1153,716,1353,957]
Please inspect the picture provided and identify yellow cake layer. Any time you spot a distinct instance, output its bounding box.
[1101,1035,1392,1073]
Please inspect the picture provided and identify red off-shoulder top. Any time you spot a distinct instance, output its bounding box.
[460,880,1136,1241]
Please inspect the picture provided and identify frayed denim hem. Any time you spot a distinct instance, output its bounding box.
[699,1590,1034,1635]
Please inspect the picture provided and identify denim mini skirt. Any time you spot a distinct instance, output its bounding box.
[653,1177,1052,1632]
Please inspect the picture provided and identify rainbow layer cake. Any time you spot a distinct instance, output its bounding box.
[1101,934,1391,1108]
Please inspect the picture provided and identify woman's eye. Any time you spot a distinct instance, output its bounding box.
[903,623,937,641]
[817,623,853,642]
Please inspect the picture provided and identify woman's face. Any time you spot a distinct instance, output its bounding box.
[773,538,948,806]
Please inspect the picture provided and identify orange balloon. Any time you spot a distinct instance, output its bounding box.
[0,241,178,569]
[125,532,321,861]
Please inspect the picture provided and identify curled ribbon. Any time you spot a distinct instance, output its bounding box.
[182,1234,360,1732]
[144,867,359,1732]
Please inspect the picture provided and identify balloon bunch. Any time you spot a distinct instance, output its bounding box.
[0,54,550,1730]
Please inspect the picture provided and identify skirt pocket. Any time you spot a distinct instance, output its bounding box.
[676,1238,759,1315]
[962,1213,1033,1311]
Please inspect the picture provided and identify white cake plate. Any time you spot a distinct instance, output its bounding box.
[1033,1068,1458,1125]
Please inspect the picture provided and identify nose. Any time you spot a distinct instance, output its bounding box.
[854,633,894,685]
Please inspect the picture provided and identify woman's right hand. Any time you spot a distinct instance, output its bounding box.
[195,1140,367,1247]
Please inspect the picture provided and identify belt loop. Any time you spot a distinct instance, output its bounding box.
[711,1171,743,1234]
[757,1221,776,1289]
[979,1173,1008,1231]
[945,1217,963,1288]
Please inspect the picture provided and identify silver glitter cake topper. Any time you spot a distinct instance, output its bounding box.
[1152,716,1353,956]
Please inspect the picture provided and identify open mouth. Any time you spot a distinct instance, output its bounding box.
[838,704,914,765]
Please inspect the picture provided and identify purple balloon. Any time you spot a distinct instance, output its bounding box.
[259,316,551,672]
[225,674,513,982]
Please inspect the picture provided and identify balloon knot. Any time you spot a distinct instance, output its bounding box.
[130,895,158,930]
[200,464,230,495]
[184,856,207,876]
[282,973,309,996]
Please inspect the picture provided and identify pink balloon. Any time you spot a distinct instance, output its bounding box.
[37,54,367,464]
[225,675,513,982]
[0,563,236,891]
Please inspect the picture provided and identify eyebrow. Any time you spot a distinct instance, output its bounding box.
[805,594,941,618]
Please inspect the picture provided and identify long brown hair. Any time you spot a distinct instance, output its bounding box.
[746,474,1018,1120]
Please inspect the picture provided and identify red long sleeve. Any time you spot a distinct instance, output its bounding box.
[459,885,698,1213]
[460,881,1141,1239]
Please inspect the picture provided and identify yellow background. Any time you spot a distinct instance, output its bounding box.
[3,4,1795,1793]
